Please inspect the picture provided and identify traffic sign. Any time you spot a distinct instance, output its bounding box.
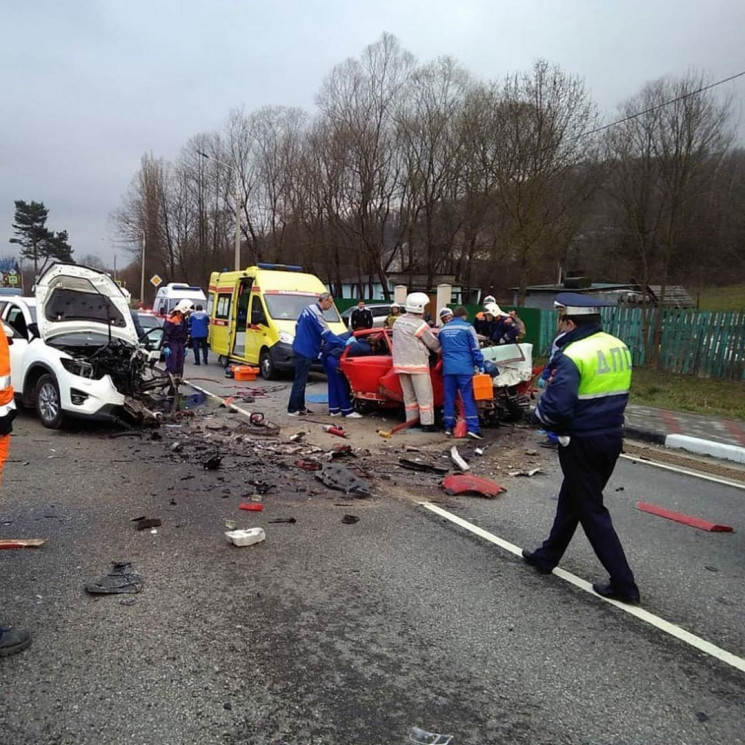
[150,274,162,287]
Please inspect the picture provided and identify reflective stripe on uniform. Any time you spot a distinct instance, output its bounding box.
[0,375,10,388]
[0,401,16,417]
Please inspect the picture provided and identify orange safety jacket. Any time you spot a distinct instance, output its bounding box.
[0,324,16,481]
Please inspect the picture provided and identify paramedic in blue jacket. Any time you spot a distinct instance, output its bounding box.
[321,333,363,418]
[288,292,341,416]
[438,306,485,440]
[189,304,210,365]
[522,293,640,604]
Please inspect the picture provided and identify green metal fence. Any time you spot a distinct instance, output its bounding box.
[534,306,745,380]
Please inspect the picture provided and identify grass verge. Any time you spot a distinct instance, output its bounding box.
[630,367,745,419]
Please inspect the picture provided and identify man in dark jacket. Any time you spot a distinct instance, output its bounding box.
[522,293,640,604]
[438,306,485,440]
[349,300,373,331]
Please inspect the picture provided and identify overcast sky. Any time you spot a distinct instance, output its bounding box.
[2,0,743,269]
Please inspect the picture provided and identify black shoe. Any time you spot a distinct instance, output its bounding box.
[592,582,640,605]
[0,626,31,657]
[194,362,201,366]
[421,424,437,433]
[521,549,553,575]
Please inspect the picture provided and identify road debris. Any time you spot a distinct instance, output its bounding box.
[239,503,265,512]
[449,445,470,472]
[132,517,162,530]
[225,527,266,547]
[441,473,507,498]
[322,424,347,438]
[202,454,222,470]
[341,514,359,524]
[268,517,297,524]
[636,501,734,532]
[0,538,46,549]
[507,468,542,477]
[295,459,322,471]
[289,432,306,443]
[315,464,371,497]
[85,562,142,595]
[409,726,453,744]
[399,458,449,475]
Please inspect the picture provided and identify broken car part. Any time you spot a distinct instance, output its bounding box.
[441,473,507,498]
[85,562,142,595]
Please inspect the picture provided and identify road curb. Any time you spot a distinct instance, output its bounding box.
[665,434,745,465]
[624,427,666,446]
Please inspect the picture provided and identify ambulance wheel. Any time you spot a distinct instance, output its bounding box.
[259,350,277,380]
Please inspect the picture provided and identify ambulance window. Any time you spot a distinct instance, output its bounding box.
[216,294,232,320]
[250,298,267,326]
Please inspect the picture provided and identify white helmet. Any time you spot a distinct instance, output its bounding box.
[483,295,496,305]
[174,300,194,314]
[485,302,506,317]
[405,292,430,314]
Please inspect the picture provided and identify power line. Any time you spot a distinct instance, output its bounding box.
[584,69,745,138]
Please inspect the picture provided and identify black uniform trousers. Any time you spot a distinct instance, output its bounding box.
[533,433,638,595]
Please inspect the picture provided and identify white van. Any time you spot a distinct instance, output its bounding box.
[152,283,207,317]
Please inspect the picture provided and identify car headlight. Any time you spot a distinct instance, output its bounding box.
[60,358,95,379]
[278,331,294,344]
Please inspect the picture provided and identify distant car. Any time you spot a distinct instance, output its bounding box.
[340,304,392,330]
[135,311,163,334]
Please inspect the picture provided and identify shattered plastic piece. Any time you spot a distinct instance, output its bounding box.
[328,444,354,459]
[507,468,542,477]
[289,432,306,443]
[341,514,359,524]
[315,464,371,497]
[133,517,162,531]
[449,446,470,472]
[399,458,449,475]
[295,459,322,471]
[636,501,734,532]
[0,538,46,549]
[170,442,183,453]
[268,517,297,524]
[409,726,453,745]
[322,424,347,438]
[203,454,222,470]
[239,503,265,512]
[225,528,266,547]
[225,520,237,530]
[441,473,507,498]
[249,480,274,495]
[85,562,142,595]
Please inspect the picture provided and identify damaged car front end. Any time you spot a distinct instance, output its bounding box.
[11,263,175,428]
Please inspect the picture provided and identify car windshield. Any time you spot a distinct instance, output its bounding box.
[137,313,161,330]
[263,294,341,323]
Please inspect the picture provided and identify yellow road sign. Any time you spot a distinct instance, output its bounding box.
[150,274,162,287]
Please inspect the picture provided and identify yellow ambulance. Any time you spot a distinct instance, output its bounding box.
[207,263,346,379]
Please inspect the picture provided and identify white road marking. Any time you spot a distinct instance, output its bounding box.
[419,501,745,675]
[620,454,745,491]
[183,379,257,418]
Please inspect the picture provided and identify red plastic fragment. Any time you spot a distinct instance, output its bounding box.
[239,503,265,512]
[636,502,733,532]
[441,473,507,498]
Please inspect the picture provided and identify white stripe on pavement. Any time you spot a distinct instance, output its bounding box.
[620,453,745,491]
[419,501,745,675]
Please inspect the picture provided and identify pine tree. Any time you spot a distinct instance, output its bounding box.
[10,200,73,273]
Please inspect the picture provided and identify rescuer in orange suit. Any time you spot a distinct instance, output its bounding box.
[0,323,30,657]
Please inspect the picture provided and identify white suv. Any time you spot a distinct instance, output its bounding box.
[1,263,160,429]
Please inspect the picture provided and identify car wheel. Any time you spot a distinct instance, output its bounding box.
[259,349,277,380]
[35,373,65,429]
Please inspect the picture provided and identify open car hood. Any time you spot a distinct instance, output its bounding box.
[35,263,138,344]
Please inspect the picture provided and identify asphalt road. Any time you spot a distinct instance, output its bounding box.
[1,406,744,745]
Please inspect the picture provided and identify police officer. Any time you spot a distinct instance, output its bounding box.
[522,293,640,604]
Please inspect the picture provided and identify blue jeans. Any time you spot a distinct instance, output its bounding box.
[443,373,479,433]
[288,354,314,413]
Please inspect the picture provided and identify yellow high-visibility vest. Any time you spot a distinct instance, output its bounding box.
[563,332,632,400]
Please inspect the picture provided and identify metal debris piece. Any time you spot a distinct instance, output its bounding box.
[203,454,222,470]
[0,538,46,549]
[341,515,359,524]
[508,468,542,477]
[133,517,162,531]
[399,458,449,475]
[268,517,297,524]
[289,432,306,443]
[315,464,371,497]
[441,473,507,499]
[449,446,470,472]
[85,562,142,595]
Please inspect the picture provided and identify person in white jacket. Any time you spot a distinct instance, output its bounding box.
[392,292,441,432]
